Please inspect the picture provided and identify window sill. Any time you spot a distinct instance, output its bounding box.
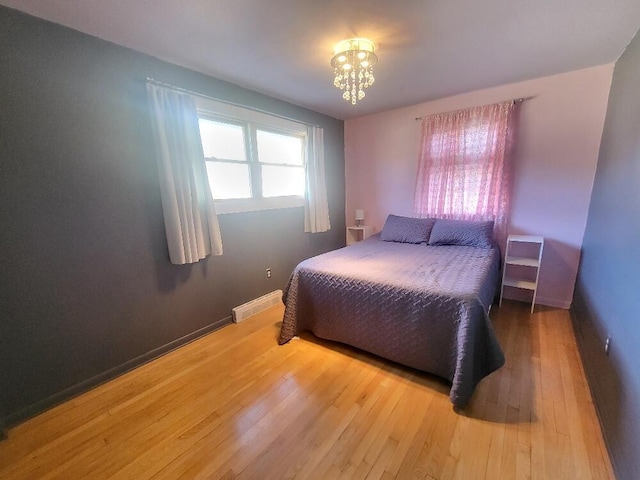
[214,196,305,215]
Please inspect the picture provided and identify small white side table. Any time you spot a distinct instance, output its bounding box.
[500,235,544,313]
[346,226,374,246]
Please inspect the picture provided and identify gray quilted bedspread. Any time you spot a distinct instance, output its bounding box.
[278,235,505,407]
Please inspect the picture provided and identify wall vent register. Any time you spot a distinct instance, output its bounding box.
[232,290,283,323]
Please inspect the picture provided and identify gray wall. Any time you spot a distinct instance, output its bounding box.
[572,29,640,480]
[0,6,345,427]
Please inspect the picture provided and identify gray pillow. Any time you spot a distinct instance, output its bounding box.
[428,219,494,248]
[380,215,435,244]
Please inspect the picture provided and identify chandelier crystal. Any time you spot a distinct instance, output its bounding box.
[330,38,377,105]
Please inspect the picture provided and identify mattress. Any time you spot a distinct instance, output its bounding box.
[278,235,505,407]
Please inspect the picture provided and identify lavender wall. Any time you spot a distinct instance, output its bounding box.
[345,65,613,309]
[573,28,640,480]
[0,6,345,429]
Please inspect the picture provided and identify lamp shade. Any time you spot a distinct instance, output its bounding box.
[355,209,365,221]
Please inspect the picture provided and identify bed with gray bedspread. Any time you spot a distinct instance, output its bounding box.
[278,234,505,408]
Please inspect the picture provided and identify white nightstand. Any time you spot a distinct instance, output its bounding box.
[500,235,544,313]
[346,226,374,246]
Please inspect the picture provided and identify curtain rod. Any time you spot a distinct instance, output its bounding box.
[414,96,532,121]
[145,77,321,128]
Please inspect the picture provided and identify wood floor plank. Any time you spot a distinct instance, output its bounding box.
[0,301,615,479]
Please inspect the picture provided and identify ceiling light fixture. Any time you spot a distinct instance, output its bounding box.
[331,38,377,105]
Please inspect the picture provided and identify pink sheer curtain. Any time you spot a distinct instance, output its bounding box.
[413,100,518,246]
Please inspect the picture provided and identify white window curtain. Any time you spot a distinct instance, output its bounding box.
[304,126,331,233]
[146,83,223,264]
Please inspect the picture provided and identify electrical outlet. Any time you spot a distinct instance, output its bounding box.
[266,268,271,279]
[605,336,611,355]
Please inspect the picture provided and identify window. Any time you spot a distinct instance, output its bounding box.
[428,123,491,214]
[196,98,307,214]
[199,118,251,200]
[256,129,305,198]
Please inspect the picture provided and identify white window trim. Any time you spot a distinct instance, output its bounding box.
[214,196,305,214]
[196,97,308,215]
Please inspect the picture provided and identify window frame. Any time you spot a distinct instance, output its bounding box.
[196,97,308,215]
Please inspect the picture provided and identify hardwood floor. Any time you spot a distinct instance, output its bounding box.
[0,301,614,479]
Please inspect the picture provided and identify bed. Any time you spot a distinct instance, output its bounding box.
[278,216,505,408]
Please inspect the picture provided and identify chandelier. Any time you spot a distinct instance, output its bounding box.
[330,38,377,105]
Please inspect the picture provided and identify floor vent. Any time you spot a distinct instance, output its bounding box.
[232,290,283,323]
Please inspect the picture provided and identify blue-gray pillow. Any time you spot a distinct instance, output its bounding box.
[380,215,435,244]
[428,219,494,248]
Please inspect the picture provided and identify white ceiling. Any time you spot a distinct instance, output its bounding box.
[2,0,640,120]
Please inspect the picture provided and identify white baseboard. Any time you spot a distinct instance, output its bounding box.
[536,295,572,310]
